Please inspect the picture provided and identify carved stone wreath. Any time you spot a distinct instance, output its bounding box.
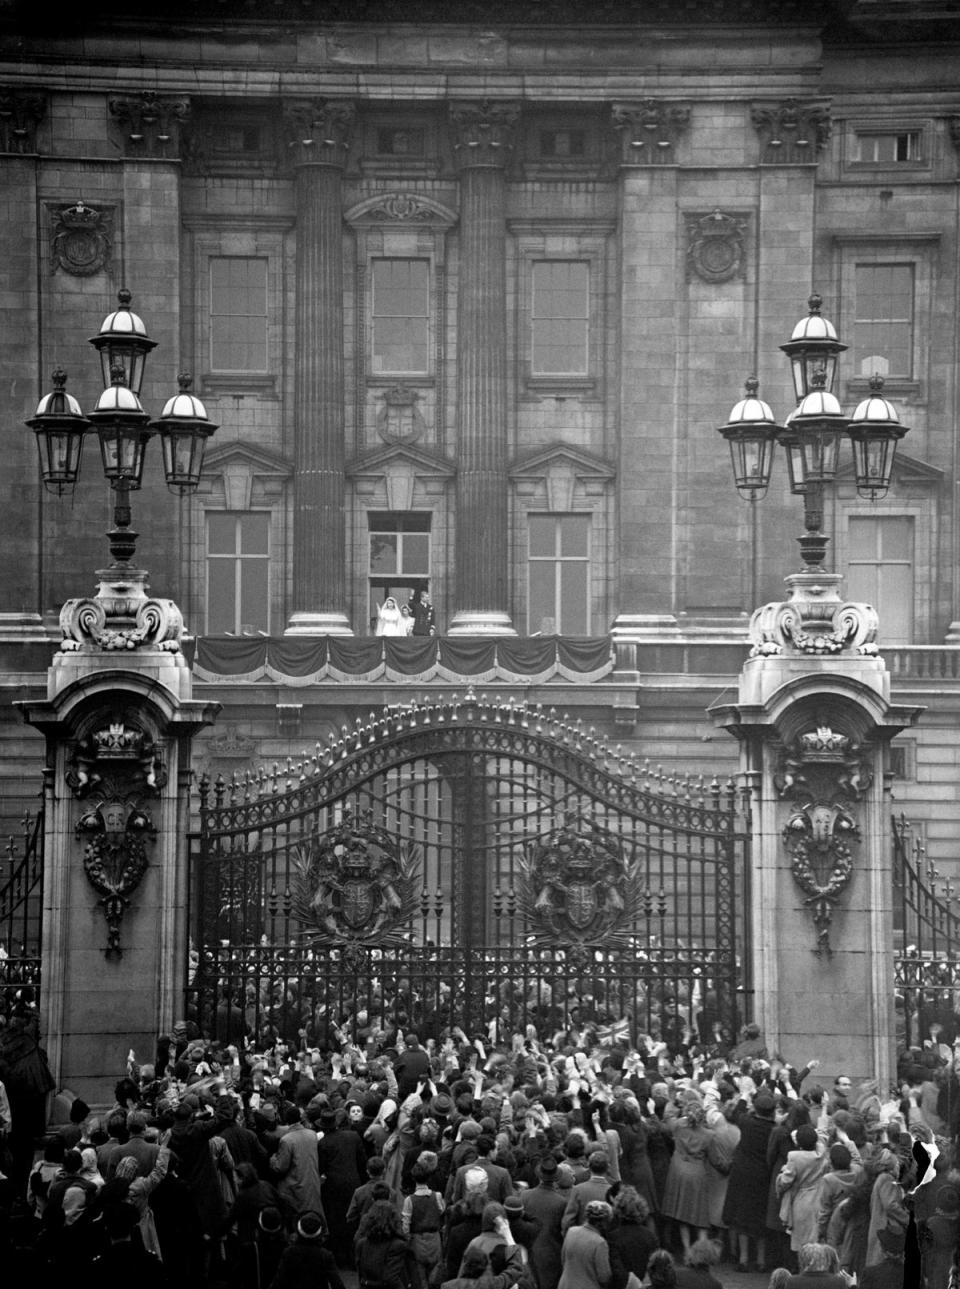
[782,804,859,958]
[776,729,872,957]
[68,717,164,957]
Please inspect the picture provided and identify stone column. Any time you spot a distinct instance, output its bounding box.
[711,571,921,1085]
[283,99,355,636]
[0,89,47,642]
[17,570,218,1104]
[447,101,519,636]
[607,100,689,644]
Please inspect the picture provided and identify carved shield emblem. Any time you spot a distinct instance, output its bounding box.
[566,882,597,930]
[340,878,376,930]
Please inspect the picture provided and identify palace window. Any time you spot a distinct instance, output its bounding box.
[853,263,914,379]
[368,513,431,632]
[206,511,271,634]
[209,257,268,373]
[531,261,590,377]
[375,127,426,157]
[527,514,590,635]
[371,258,430,375]
[855,130,922,164]
[846,515,914,646]
[539,129,586,159]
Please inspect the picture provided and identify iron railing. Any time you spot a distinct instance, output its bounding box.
[892,811,960,1050]
[188,695,752,1050]
[0,810,43,1016]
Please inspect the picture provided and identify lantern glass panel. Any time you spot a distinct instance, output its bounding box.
[96,342,148,398]
[798,423,844,483]
[97,423,149,487]
[161,425,207,492]
[852,431,898,499]
[36,427,84,494]
[726,428,774,498]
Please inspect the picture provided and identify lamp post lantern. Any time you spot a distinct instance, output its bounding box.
[718,293,908,573]
[29,290,217,632]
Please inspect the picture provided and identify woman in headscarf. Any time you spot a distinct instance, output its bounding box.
[661,1100,714,1257]
[722,1090,777,1273]
[776,1123,828,1261]
[864,1147,908,1272]
[98,1145,170,1260]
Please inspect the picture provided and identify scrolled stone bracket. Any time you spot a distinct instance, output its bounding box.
[749,571,878,659]
[59,568,183,654]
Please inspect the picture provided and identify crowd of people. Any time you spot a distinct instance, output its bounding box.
[0,993,956,1289]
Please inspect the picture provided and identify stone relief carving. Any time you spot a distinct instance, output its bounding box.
[685,210,748,284]
[376,385,427,445]
[775,726,872,957]
[0,89,46,153]
[68,719,166,958]
[50,201,113,277]
[750,99,831,164]
[611,100,691,164]
[108,92,191,157]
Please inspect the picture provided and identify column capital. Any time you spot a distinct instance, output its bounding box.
[750,98,831,163]
[610,99,690,166]
[449,100,520,169]
[108,92,191,159]
[283,97,356,168]
[0,87,47,154]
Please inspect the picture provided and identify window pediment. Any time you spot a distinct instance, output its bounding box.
[344,192,458,229]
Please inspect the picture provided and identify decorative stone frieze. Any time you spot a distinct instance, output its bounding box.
[685,210,748,284]
[108,92,191,158]
[0,88,46,153]
[750,99,831,163]
[611,100,691,164]
[49,200,113,277]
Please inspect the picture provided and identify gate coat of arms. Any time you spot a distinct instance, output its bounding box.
[516,815,648,949]
[291,809,421,955]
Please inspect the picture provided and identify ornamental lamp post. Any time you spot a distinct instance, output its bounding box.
[708,291,923,1087]
[14,290,224,1088]
[717,294,908,572]
[29,289,217,577]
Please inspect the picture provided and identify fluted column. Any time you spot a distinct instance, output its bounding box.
[284,99,355,635]
[447,101,519,636]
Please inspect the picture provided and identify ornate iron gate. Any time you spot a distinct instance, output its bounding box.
[893,812,960,1049]
[0,810,44,1016]
[188,695,752,1049]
